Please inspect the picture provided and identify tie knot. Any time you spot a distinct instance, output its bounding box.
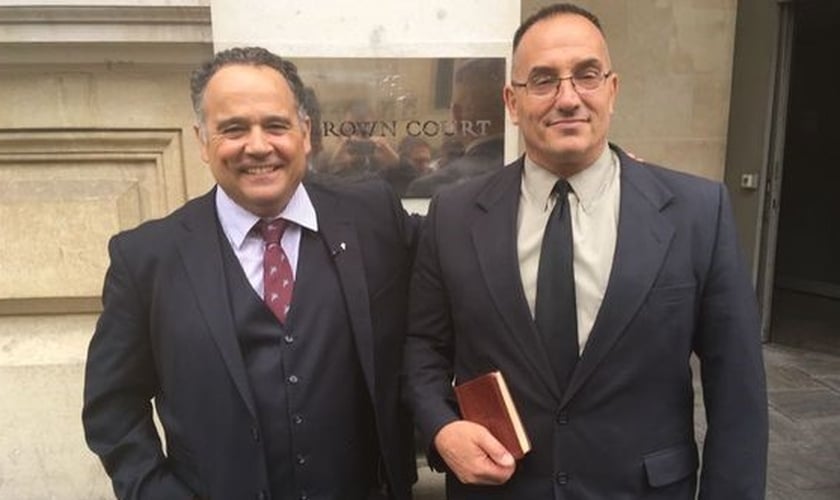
[550,179,572,218]
[553,179,572,199]
[256,218,289,244]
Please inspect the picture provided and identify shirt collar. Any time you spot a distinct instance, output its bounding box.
[522,145,617,213]
[215,183,318,250]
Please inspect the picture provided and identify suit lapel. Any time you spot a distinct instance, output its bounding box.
[562,148,675,407]
[175,189,257,417]
[472,161,563,402]
[307,184,377,400]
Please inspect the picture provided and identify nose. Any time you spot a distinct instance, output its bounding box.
[553,78,582,110]
[244,128,271,156]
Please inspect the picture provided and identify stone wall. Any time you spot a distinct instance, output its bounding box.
[0,3,212,498]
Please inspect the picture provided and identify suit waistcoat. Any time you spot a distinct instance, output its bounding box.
[219,225,377,500]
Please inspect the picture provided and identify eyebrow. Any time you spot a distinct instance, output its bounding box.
[526,57,605,76]
[215,114,294,129]
[261,115,294,127]
[215,117,242,128]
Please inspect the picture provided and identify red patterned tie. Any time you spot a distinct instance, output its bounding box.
[257,219,294,323]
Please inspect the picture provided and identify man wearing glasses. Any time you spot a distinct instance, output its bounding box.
[404,3,767,498]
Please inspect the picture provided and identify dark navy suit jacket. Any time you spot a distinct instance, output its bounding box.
[83,178,417,500]
[404,145,768,499]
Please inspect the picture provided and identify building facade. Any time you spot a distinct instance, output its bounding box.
[5,0,835,497]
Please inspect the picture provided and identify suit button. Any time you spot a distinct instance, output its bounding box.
[256,490,268,500]
[288,375,299,384]
[251,426,260,442]
[296,454,306,465]
[556,412,569,425]
[299,494,308,500]
[292,414,303,425]
[284,335,294,344]
[555,472,569,485]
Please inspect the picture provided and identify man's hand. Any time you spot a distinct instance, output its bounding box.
[434,420,516,485]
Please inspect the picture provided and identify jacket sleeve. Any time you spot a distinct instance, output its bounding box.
[82,235,195,500]
[401,195,460,470]
[695,185,768,499]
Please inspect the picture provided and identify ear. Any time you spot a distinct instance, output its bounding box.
[194,123,210,164]
[301,116,312,155]
[607,72,619,114]
[503,84,520,125]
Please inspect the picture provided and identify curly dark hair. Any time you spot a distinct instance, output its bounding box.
[190,46,308,125]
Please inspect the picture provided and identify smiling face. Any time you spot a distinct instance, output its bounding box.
[504,13,618,176]
[196,64,311,217]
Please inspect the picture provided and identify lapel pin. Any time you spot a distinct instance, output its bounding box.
[331,241,348,257]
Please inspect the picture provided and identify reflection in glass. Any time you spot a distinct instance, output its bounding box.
[297,58,506,198]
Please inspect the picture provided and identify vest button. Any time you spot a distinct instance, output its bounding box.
[250,426,260,442]
[288,375,299,384]
[556,412,569,425]
[296,454,307,465]
[284,335,294,344]
[292,414,303,425]
[256,490,268,500]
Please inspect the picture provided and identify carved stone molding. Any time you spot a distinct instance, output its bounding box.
[0,4,212,44]
[0,129,187,315]
[0,3,212,65]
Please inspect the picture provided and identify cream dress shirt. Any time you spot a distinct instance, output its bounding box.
[517,146,621,354]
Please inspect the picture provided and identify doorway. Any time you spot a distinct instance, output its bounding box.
[769,0,840,354]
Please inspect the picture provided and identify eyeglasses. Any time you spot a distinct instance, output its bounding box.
[511,70,613,98]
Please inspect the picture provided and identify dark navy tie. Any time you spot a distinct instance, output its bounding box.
[535,179,579,393]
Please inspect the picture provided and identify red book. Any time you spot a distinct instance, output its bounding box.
[454,371,531,459]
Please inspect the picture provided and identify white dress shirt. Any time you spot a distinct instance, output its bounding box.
[517,145,621,353]
[215,184,318,299]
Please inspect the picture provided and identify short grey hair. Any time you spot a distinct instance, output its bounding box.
[513,3,603,53]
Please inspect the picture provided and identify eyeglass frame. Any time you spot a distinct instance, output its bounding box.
[510,70,614,98]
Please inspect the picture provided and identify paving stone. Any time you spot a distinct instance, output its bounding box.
[769,389,840,420]
[766,363,823,390]
[789,353,840,378]
[763,345,808,366]
[799,488,840,500]
[817,375,840,393]
[414,465,445,500]
[768,485,840,500]
[768,440,840,490]
[768,408,803,443]
[767,486,795,500]
[804,420,840,456]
